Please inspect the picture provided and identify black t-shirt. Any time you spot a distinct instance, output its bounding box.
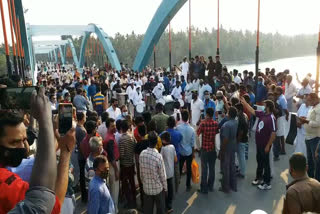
[135,139,149,155]
[237,113,249,143]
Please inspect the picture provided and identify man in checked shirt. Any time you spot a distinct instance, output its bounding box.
[139,131,167,214]
[197,107,219,194]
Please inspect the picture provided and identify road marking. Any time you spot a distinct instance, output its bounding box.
[181,192,198,214]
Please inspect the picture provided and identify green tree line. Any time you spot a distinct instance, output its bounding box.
[0,27,318,75]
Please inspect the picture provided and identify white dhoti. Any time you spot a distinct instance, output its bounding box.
[294,128,307,157]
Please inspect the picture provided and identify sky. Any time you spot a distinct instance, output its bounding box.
[0,0,320,43]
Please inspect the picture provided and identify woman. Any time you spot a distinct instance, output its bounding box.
[294,103,311,156]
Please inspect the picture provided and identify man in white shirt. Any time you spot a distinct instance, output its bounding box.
[199,79,212,101]
[191,91,204,150]
[171,81,182,100]
[132,86,143,106]
[106,98,121,120]
[126,81,136,116]
[284,75,297,112]
[297,78,313,105]
[192,78,200,93]
[180,57,189,81]
[233,69,242,84]
[153,81,165,100]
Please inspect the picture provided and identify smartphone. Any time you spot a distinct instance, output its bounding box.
[58,103,73,136]
[0,87,37,110]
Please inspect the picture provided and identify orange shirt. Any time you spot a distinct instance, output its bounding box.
[0,168,61,214]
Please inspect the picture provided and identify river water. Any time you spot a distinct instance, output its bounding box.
[228,55,318,86]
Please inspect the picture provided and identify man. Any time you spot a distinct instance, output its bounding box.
[152,103,169,134]
[241,97,276,190]
[190,91,204,147]
[283,153,320,214]
[296,78,312,105]
[199,79,212,101]
[106,98,121,120]
[103,118,120,213]
[215,55,222,78]
[139,131,167,214]
[165,116,182,193]
[0,87,75,213]
[88,81,97,100]
[256,77,268,105]
[203,90,216,119]
[79,120,97,201]
[116,105,128,121]
[119,120,137,208]
[132,86,143,115]
[177,110,196,191]
[92,86,105,116]
[171,81,182,100]
[300,93,320,181]
[207,56,215,86]
[218,107,238,193]
[235,103,249,178]
[73,88,90,112]
[50,94,58,110]
[233,69,241,84]
[87,155,115,214]
[180,57,189,81]
[197,108,219,194]
[284,75,296,112]
[275,86,289,155]
[126,81,136,116]
[153,79,165,100]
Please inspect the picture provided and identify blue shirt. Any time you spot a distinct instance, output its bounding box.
[88,175,115,214]
[7,156,35,182]
[83,85,89,95]
[203,99,216,120]
[88,84,97,97]
[256,84,267,102]
[277,94,288,115]
[249,92,255,105]
[176,123,195,156]
[165,128,182,160]
[164,77,170,90]
[73,95,89,111]
[181,81,187,92]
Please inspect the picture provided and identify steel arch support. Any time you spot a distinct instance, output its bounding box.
[79,24,121,71]
[53,48,58,63]
[58,45,65,65]
[67,38,80,68]
[133,0,187,71]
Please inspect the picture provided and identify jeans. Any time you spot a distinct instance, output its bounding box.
[144,191,166,214]
[179,154,193,188]
[200,149,217,192]
[166,178,174,210]
[245,143,249,160]
[273,136,281,158]
[120,165,136,208]
[237,143,247,176]
[306,137,320,181]
[256,146,271,184]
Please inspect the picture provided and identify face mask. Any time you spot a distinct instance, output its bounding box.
[0,146,28,167]
[260,106,266,112]
[122,112,128,117]
[205,95,210,100]
[100,170,109,180]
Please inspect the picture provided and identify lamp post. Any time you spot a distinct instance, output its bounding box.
[255,0,261,96]
[188,0,191,60]
[316,25,320,95]
[216,0,220,56]
[0,0,12,76]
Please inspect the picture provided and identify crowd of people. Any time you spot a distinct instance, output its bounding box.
[0,54,320,214]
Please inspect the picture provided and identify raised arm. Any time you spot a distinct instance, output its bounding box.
[29,87,56,190]
[240,96,256,116]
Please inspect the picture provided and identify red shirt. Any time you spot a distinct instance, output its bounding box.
[134,127,143,143]
[80,133,100,160]
[103,132,120,162]
[197,118,219,152]
[0,168,61,214]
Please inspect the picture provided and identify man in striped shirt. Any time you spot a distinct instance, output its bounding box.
[139,131,167,214]
[119,120,137,208]
[92,86,105,116]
